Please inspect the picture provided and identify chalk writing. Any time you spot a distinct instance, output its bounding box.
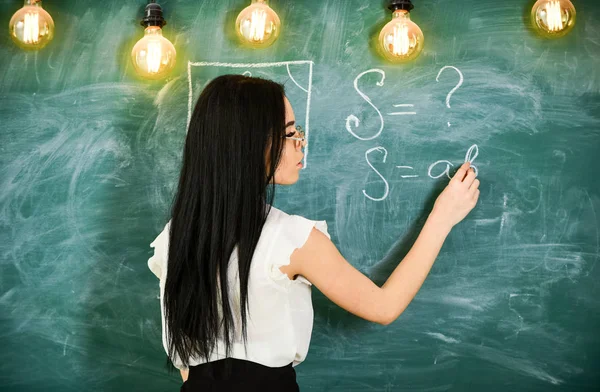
[363,147,389,201]
[364,144,480,201]
[345,69,385,141]
[436,66,464,127]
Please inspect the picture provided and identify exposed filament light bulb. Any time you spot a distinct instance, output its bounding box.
[392,23,411,56]
[531,0,576,38]
[131,1,176,80]
[236,0,281,48]
[378,0,424,63]
[9,0,54,50]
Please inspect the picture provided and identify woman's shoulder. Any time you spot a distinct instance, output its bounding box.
[266,206,330,241]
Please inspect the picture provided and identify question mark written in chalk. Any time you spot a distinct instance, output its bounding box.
[436,66,464,127]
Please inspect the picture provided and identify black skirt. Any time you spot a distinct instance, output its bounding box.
[180,358,300,392]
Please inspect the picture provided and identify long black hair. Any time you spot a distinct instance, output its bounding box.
[164,74,286,368]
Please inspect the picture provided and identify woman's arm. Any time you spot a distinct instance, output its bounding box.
[282,162,479,325]
[180,368,189,382]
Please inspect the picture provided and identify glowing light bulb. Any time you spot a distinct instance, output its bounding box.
[235,0,281,48]
[378,1,424,63]
[531,0,576,38]
[131,2,176,80]
[8,0,54,50]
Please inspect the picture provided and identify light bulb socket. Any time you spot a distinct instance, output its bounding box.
[140,1,166,28]
[387,0,414,12]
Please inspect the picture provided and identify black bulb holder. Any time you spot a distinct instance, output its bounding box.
[141,1,167,28]
[388,0,414,12]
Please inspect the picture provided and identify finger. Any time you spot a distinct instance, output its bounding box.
[463,168,477,187]
[473,189,480,203]
[469,178,480,192]
[451,162,470,184]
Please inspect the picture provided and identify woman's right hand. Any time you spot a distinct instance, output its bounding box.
[430,162,480,230]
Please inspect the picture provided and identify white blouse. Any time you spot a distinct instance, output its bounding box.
[147,206,330,369]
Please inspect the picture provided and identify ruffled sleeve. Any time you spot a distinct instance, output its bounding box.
[147,221,170,281]
[268,214,330,286]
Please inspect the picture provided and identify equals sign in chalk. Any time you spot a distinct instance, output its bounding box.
[387,104,416,116]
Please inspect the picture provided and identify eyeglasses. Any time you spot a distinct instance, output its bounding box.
[285,125,307,150]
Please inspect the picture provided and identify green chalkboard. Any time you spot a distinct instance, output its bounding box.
[1,0,599,391]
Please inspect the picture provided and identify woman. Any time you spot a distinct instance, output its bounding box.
[147,74,480,391]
